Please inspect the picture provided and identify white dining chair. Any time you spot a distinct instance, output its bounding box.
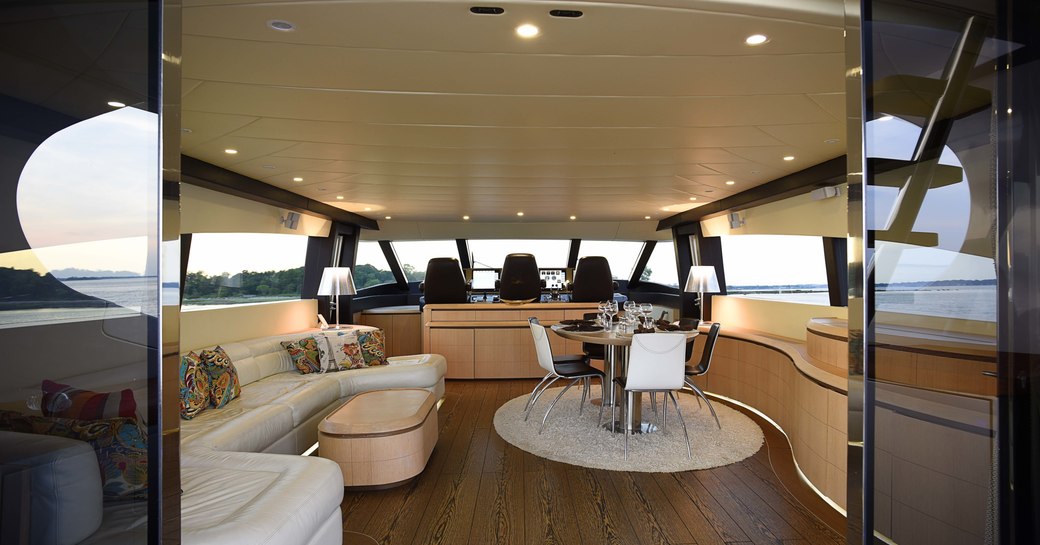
[525,318,606,433]
[614,332,691,460]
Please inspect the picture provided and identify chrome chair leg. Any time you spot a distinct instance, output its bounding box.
[668,391,693,460]
[661,393,668,432]
[579,377,590,416]
[524,373,553,412]
[624,391,634,460]
[539,379,579,433]
[525,376,561,421]
[683,377,703,408]
[684,379,721,429]
[650,392,658,416]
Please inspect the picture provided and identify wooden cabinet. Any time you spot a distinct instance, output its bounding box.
[423,302,599,379]
[355,306,422,357]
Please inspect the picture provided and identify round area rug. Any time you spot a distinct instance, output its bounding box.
[493,387,764,472]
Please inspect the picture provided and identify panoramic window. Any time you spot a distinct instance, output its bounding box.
[354,240,395,289]
[577,240,644,280]
[469,239,569,268]
[392,240,459,282]
[641,241,679,288]
[720,235,829,305]
[183,233,307,306]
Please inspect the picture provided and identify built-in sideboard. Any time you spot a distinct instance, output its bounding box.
[422,302,599,379]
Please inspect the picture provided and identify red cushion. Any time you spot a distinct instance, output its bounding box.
[41,380,137,420]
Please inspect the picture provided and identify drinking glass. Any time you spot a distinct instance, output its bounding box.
[639,302,653,328]
[605,300,618,332]
[598,301,608,327]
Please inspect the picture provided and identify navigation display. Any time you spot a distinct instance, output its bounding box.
[470,269,499,291]
[540,269,566,289]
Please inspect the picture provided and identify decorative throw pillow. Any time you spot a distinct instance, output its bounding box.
[357,329,388,366]
[325,331,367,370]
[198,346,241,409]
[41,379,137,420]
[281,336,326,374]
[178,351,211,419]
[0,410,148,500]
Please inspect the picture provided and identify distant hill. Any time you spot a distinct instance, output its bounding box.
[50,268,142,279]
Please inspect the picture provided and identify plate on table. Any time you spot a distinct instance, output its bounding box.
[561,324,603,332]
[560,319,596,326]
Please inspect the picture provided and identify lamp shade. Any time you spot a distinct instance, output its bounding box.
[317,267,357,297]
[684,266,720,293]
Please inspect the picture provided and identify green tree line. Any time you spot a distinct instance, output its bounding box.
[184,267,305,299]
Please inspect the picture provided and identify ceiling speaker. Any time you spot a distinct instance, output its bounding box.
[810,186,841,200]
[728,211,745,229]
[281,211,301,230]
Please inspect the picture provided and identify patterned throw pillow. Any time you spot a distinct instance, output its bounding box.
[281,336,326,374]
[178,351,211,419]
[324,331,367,370]
[199,346,241,408]
[0,410,148,500]
[357,329,387,366]
[41,380,137,420]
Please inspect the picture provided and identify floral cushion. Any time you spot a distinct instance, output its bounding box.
[0,410,148,500]
[325,331,367,369]
[199,346,241,408]
[281,336,326,374]
[357,329,387,366]
[178,351,211,419]
[41,379,137,420]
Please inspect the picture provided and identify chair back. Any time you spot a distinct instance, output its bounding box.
[527,318,557,374]
[420,257,470,304]
[680,317,700,361]
[626,333,687,391]
[580,312,606,359]
[499,253,542,303]
[691,322,721,374]
[569,256,615,302]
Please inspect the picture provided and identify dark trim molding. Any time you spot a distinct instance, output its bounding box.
[657,156,847,230]
[628,240,656,287]
[823,237,849,307]
[181,156,380,230]
[456,239,471,268]
[567,239,581,269]
[379,240,409,290]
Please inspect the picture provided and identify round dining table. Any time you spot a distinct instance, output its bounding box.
[550,324,698,434]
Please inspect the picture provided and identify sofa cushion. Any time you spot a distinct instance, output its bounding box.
[0,411,147,500]
[280,336,327,374]
[180,404,295,453]
[357,329,387,366]
[179,351,211,420]
[0,430,103,545]
[243,374,341,426]
[180,449,343,545]
[325,330,366,369]
[41,380,137,421]
[199,346,241,408]
[331,354,447,399]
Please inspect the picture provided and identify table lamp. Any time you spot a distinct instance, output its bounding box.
[684,266,720,322]
[317,267,357,329]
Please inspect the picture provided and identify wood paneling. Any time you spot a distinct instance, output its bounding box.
[357,310,423,357]
[430,329,475,379]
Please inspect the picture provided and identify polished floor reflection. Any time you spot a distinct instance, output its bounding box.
[339,379,845,545]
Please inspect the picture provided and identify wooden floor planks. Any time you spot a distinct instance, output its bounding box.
[339,379,846,545]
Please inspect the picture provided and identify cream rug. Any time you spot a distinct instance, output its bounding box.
[493,387,764,472]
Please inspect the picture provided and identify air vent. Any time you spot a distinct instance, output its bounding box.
[549,9,583,17]
[470,6,505,14]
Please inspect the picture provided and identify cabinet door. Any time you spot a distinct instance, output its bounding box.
[429,329,474,379]
[392,314,422,356]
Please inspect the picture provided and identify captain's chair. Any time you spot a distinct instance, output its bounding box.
[419,257,470,304]
[497,253,543,303]
[567,256,618,302]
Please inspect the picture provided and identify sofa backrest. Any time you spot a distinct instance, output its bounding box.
[189,326,376,387]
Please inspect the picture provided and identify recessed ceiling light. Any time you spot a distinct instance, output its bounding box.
[783,155,795,161]
[262,164,276,169]
[384,216,392,220]
[705,189,714,193]
[292,177,303,182]
[745,34,768,45]
[516,23,540,38]
[364,207,372,211]
[268,20,295,31]
[644,216,651,220]
[824,138,840,144]
[463,215,470,220]
[725,180,736,185]
[878,115,894,122]
[336,195,344,200]
[181,128,192,133]
[516,211,525,217]
[569,215,576,220]
[107,101,126,108]
[224,149,238,155]
[689,197,697,201]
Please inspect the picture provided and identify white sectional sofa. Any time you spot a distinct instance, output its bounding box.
[177,326,447,545]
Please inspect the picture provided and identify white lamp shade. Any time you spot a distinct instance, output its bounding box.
[684,266,720,293]
[317,267,357,297]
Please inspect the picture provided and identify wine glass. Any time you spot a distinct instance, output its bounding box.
[604,300,618,332]
[639,302,653,328]
[597,301,608,327]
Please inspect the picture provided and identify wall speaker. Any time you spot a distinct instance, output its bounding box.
[728,211,745,229]
[810,186,841,200]
[281,211,301,230]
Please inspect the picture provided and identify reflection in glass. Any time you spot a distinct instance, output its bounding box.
[183,233,307,306]
[354,240,395,289]
[720,235,829,305]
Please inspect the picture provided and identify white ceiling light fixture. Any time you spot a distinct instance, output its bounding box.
[689,196,697,201]
[516,23,540,38]
[268,20,295,31]
[107,101,126,108]
[384,216,392,220]
[336,195,344,200]
[745,34,769,45]
[224,149,238,155]
[725,180,736,185]
[644,215,651,220]
[516,211,524,217]
[463,215,470,220]
[292,176,303,182]
[569,215,576,220]
[783,155,795,161]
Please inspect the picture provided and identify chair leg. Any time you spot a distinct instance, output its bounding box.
[661,393,668,432]
[539,379,579,433]
[524,373,553,412]
[683,377,703,408]
[686,381,721,429]
[524,376,560,421]
[624,391,634,461]
[579,377,590,416]
[668,391,693,460]
[650,392,657,416]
